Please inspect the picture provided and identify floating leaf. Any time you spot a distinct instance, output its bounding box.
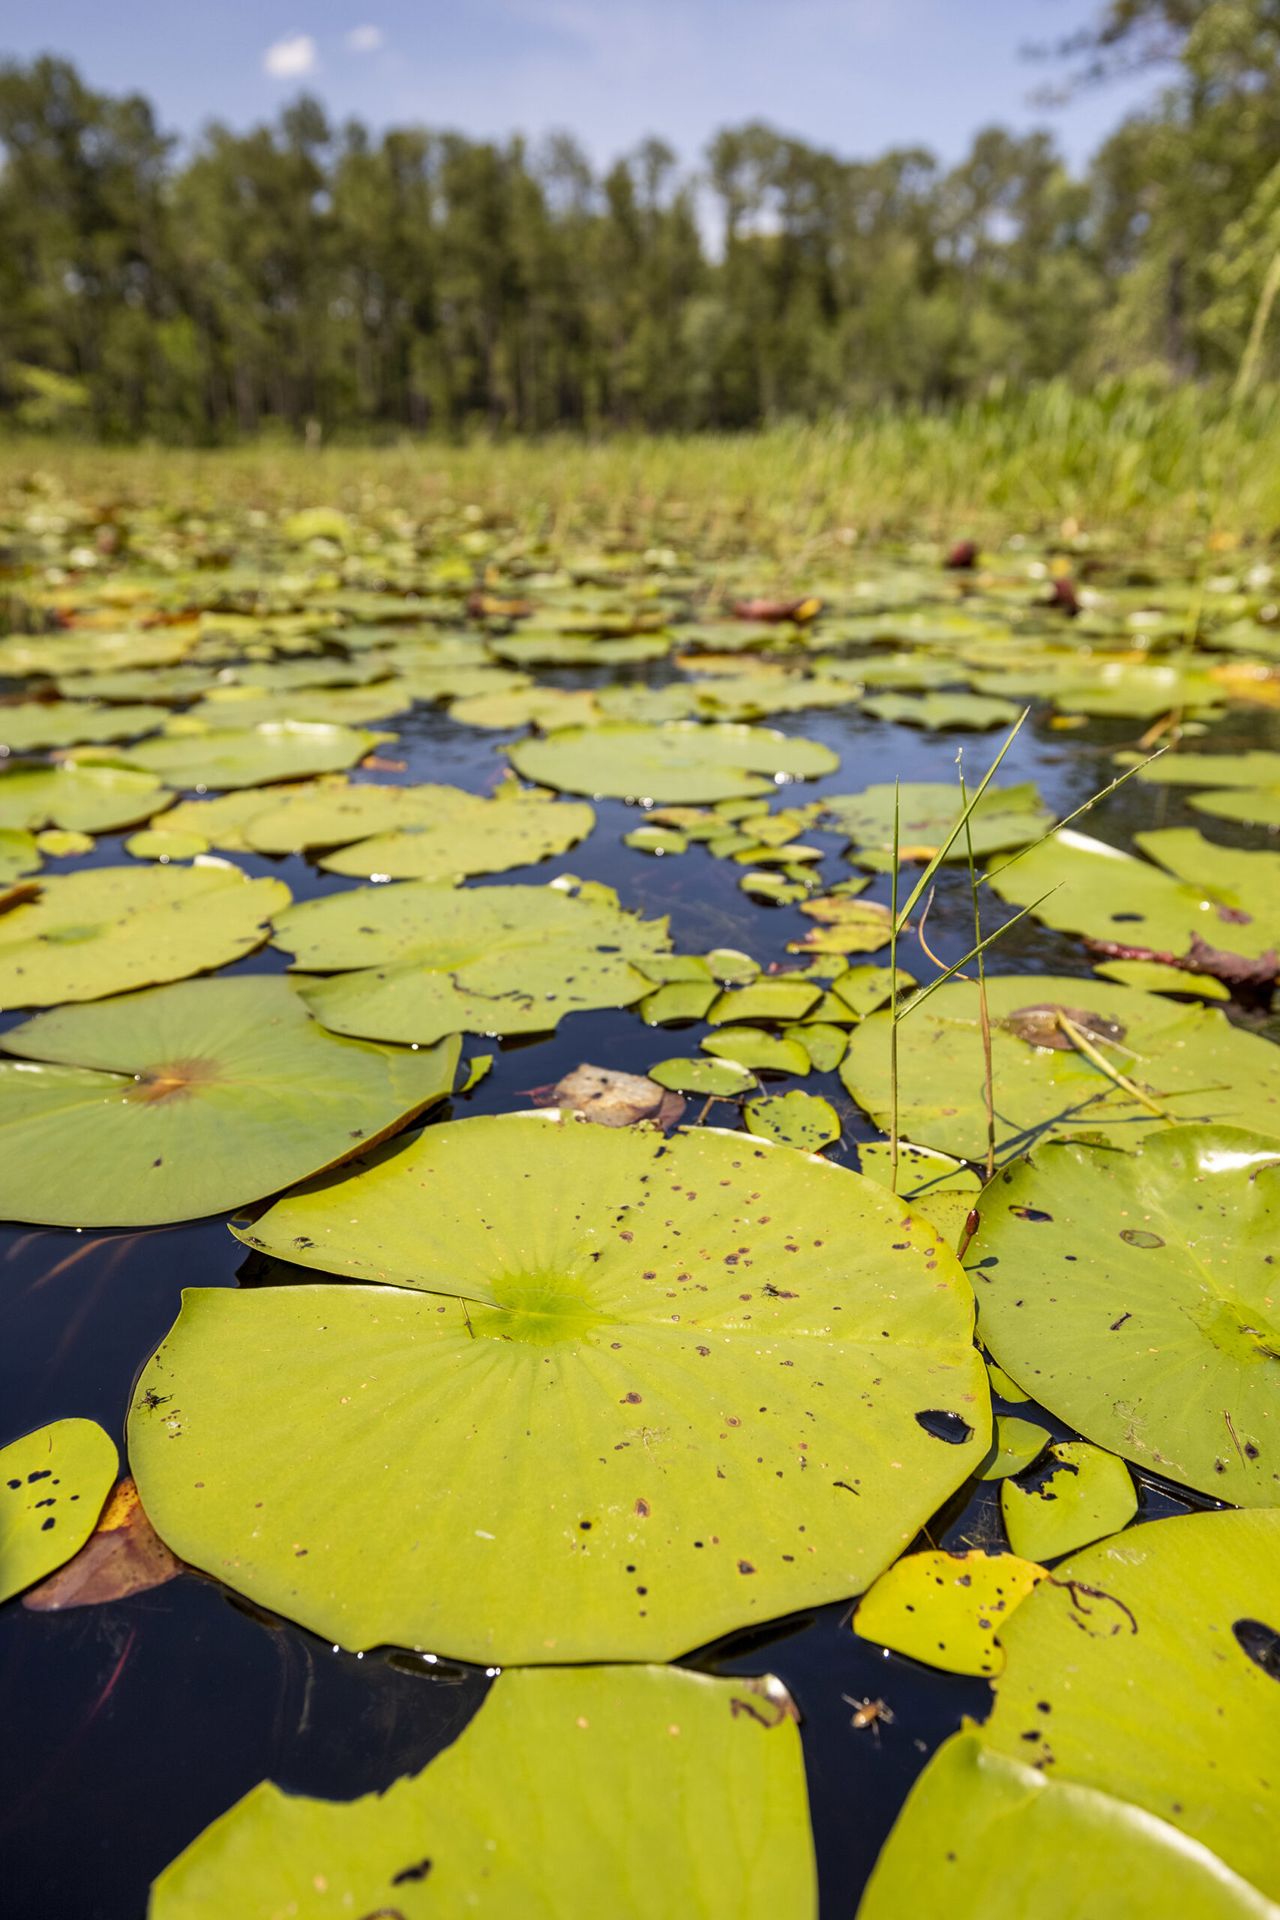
[976,1415,1050,1481]
[852,1549,1044,1676]
[0,828,39,885]
[980,1508,1280,1899]
[1,1418,117,1603]
[841,975,1280,1164]
[703,1030,812,1075]
[855,1142,982,1245]
[1092,958,1230,999]
[0,976,458,1225]
[707,978,822,1024]
[316,790,595,882]
[23,1476,182,1611]
[125,828,209,862]
[648,1056,757,1096]
[825,781,1050,870]
[131,1113,989,1659]
[107,720,376,791]
[0,862,289,1009]
[743,1092,839,1151]
[0,762,171,833]
[275,881,670,1046]
[1001,1441,1137,1560]
[969,1126,1280,1504]
[0,700,168,754]
[859,1732,1274,1920]
[151,1666,815,1920]
[510,722,837,803]
[641,980,719,1024]
[788,1022,846,1071]
[863,692,1022,731]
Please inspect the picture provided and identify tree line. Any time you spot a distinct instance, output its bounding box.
[2,1,1279,439]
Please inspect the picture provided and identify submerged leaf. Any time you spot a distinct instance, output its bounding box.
[23,1476,182,1611]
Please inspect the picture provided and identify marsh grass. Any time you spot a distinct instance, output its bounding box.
[2,382,1279,557]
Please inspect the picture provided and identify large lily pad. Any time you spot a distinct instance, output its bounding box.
[320,791,595,881]
[981,1507,1280,1900]
[840,975,1280,1163]
[130,1113,989,1659]
[274,880,671,1044]
[106,720,376,791]
[0,862,289,1008]
[989,828,1280,963]
[1,1418,118,1604]
[0,976,458,1226]
[969,1126,1280,1504]
[859,1732,1274,1920]
[510,723,837,803]
[0,763,172,833]
[824,781,1050,869]
[0,701,169,754]
[151,1665,815,1920]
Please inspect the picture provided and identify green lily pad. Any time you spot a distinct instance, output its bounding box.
[1092,958,1230,999]
[0,627,194,678]
[981,1507,1280,1899]
[625,826,689,856]
[0,829,39,885]
[0,862,290,1009]
[707,979,822,1025]
[449,685,602,731]
[1135,748,1280,791]
[648,1057,757,1096]
[318,789,596,882]
[641,981,719,1024]
[132,1113,989,1659]
[125,828,209,862]
[706,948,761,985]
[969,1126,1280,1504]
[151,1665,815,1920]
[786,1022,846,1071]
[0,762,172,833]
[509,723,837,803]
[703,1030,812,1076]
[976,1415,1051,1481]
[107,720,376,791]
[186,684,414,730]
[824,782,1050,869]
[852,1549,1045,1676]
[1001,1441,1137,1561]
[1050,661,1225,718]
[0,701,168,754]
[0,976,458,1226]
[34,827,95,857]
[855,1142,982,1245]
[492,630,671,666]
[789,897,894,956]
[1,1418,117,1603]
[841,975,1280,1164]
[989,828,1280,964]
[274,881,671,1045]
[859,1732,1275,1920]
[743,1092,839,1151]
[831,966,911,1018]
[863,692,1022,731]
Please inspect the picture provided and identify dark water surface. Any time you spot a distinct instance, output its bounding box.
[0,683,1263,1917]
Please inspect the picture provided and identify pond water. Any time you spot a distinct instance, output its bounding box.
[1,637,1261,1918]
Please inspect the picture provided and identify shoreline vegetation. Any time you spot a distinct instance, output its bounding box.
[3,385,1280,551]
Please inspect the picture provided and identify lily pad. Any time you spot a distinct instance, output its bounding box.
[131,1113,989,1659]
[703,1030,812,1076]
[0,828,39,885]
[976,1415,1050,1481]
[743,1092,840,1151]
[510,723,837,804]
[824,782,1050,869]
[863,692,1022,731]
[274,881,671,1045]
[969,1126,1280,1504]
[151,1665,815,1920]
[0,701,168,754]
[107,720,376,791]
[855,1142,982,1245]
[859,1732,1275,1920]
[318,789,596,882]
[0,976,459,1226]
[0,862,290,1009]
[707,979,822,1024]
[1,1418,117,1603]
[981,1507,1280,1899]
[852,1549,1045,1676]
[0,762,172,833]
[1000,1441,1137,1561]
[648,1057,757,1096]
[450,685,602,731]
[841,975,1280,1164]
[1091,958,1230,999]
[492,630,671,666]
[989,828,1280,965]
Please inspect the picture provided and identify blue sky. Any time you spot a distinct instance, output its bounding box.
[3,1,1165,170]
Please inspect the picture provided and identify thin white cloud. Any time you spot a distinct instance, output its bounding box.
[263,34,318,79]
[346,24,384,53]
